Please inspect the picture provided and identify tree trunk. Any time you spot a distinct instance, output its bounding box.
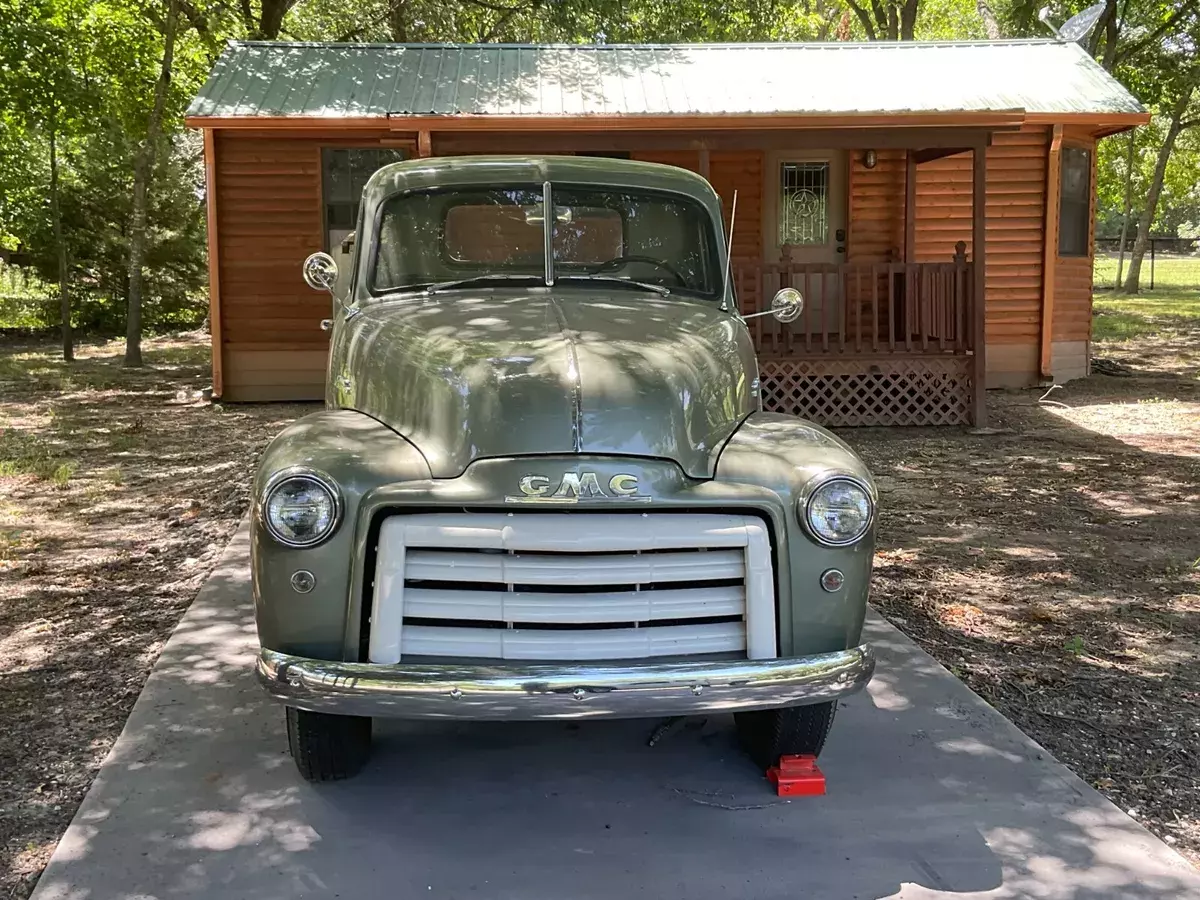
[257,0,293,39]
[1088,0,1119,70]
[388,0,408,42]
[49,120,72,362]
[1123,90,1192,293]
[125,0,179,367]
[976,0,1000,39]
[1114,129,1135,290]
[899,0,919,40]
[844,0,877,39]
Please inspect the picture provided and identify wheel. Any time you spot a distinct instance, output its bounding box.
[734,701,838,770]
[285,706,372,782]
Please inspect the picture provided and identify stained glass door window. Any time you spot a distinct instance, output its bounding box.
[778,162,829,246]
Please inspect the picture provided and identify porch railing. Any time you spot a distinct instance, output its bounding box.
[732,247,975,358]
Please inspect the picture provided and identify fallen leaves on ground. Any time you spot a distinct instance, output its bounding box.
[851,352,1200,866]
[0,334,313,896]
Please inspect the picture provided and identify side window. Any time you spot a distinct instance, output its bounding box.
[779,161,829,246]
[1058,147,1091,257]
[321,148,408,251]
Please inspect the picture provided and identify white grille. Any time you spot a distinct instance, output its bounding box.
[368,513,776,664]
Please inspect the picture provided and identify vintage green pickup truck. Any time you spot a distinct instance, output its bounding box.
[252,156,877,781]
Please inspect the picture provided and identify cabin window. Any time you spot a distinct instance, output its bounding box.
[321,147,408,250]
[778,161,829,246]
[1058,147,1091,257]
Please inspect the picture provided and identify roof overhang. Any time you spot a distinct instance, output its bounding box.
[186,110,1031,130]
[1024,110,1150,136]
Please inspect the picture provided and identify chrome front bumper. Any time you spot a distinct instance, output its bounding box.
[256,645,875,720]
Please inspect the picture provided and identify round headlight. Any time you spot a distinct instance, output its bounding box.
[802,477,874,546]
[263,471,340,547]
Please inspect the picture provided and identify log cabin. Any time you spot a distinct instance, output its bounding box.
[185,40,1147,426]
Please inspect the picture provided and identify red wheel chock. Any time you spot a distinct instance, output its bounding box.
[766,755,826,797]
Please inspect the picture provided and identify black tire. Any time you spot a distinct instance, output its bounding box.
[734,701,838,770]
[285,707,372,782]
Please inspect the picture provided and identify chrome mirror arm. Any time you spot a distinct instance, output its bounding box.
[739,308,782,321]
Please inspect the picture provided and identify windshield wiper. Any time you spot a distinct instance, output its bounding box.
[425,274,545,295]
[556,274,670,296]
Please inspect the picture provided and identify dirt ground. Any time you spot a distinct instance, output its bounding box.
[852,328,1200,867]
[0,335,313,897]
[0,326,1197,895]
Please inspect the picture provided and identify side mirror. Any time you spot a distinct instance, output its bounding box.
[302,251,338,293]
[741,288,805,323]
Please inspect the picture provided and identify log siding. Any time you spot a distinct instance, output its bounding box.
[204,123,1104,409]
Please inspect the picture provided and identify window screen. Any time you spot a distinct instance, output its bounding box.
[322,148,407,250]
[1058,147,1091,257]
[779,162,829,245]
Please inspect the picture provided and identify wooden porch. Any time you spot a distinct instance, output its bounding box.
[734,244,981,426]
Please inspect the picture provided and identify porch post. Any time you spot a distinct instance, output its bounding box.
[203,128,223,398]
[1039,125,1063,379]
[904,151,917,262]
[698,148,711,180]
[972,141,988,426]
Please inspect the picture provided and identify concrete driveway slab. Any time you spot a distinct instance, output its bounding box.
[31,525,1200,900]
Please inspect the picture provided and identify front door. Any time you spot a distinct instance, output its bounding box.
[762,152,848,334]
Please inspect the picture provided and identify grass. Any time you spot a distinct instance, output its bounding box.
[0,428,75,485]
[1092,291,1200,342]
[1093,253,1200,291]
[0,267,53,330]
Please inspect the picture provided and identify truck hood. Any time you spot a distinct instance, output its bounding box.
[333,291,757,479]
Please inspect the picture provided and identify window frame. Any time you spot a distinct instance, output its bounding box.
[320,146,411,253]
[1057,145,1093,259]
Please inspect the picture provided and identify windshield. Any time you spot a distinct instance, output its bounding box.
[371,183,721,298]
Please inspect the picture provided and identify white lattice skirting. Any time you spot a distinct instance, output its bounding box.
[759,357,974,427]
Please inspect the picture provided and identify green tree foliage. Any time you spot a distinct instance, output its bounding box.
[0,0,212,340]
[1,124,208,332]
[1098,112,1200,238]
[0,0,96,356]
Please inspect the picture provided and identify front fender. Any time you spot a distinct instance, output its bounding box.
[716,413,876,654]
[251,410,431,659]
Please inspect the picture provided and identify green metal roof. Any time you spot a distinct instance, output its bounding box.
[187,40,1145,121]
